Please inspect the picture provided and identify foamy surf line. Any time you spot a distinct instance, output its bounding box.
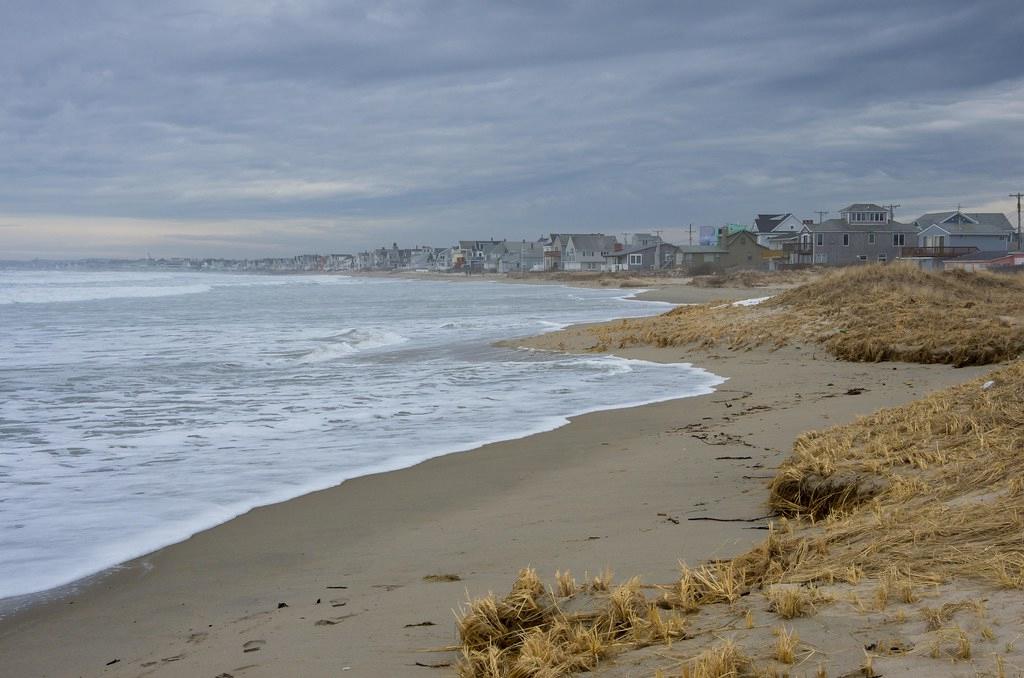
[0,272,713,609]
[0,355,724,609]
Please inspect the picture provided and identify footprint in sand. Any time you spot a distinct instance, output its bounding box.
[242,640,266,653]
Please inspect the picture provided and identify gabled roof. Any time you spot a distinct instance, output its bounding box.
[458,239,503,253]
[914,212,1013,232]
[549,233,604,247]
[839,204,887,213]
[754,213,795,233]
[722,231,768,250]
[492,241,544,256]
[918,222,1012,237]
[565,234,618,253]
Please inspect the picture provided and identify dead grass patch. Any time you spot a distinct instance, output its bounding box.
[689,268,820,288]
[580,265,1024,366]
[455,568,685,677]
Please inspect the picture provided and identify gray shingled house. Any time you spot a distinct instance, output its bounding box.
[911,210,1015,254]
[562,234,619,271]
[788,204,917,266]
[604,243,679,271]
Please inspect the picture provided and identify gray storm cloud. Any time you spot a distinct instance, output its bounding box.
[1,0,1022,258]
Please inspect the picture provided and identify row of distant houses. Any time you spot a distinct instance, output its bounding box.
[342,202,1020,275]
[351,229,766,274]
[755,203,1020,271]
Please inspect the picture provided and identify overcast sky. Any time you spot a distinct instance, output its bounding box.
[2,1,1022,259]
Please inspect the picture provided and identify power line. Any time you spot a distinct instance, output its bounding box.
[884,203,901,222]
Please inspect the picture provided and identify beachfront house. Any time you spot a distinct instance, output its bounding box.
[753,213,805,249]
[717,230,769,270]
[910,210,1016,256]
[491,240,545,273]
[429,247,454,272]
[458,240,503,273]
[786,204,917,266]
[604,243,679,272]
[562,234,620,271]
[675,245,727,271]
[543,234,569,270]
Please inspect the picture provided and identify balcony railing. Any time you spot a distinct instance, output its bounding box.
[898,246,979,259]
[782,242,813,255]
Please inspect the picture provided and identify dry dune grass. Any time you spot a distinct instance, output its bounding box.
[688,268,819,288]
[455,569,686,677]
[454,359,1024,676]
[588,265,1024,366]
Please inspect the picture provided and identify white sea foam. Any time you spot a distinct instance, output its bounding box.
[0,283,214,305]
[293,328,409,363]
[0,271,724,602]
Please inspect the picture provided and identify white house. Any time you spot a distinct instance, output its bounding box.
[753,213,805,249]
[562,234,619,271]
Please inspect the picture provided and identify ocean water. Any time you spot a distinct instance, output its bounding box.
[0,270,724,602]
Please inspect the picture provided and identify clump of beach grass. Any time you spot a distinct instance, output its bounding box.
[682,640,750,678]
[580,265,1024,366]
[773,625,799,664]
[765,585,828,619]
[455,568,686,677]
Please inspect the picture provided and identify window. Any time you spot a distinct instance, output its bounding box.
[878,254,887,262]
[868,232,875,244]
[628,253,643,265]
[815,233,823,246]
[842,234,850,246]
[893,233,905,246]
[857,255,867,261]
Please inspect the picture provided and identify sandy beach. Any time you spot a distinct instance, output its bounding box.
[0,284,992,677]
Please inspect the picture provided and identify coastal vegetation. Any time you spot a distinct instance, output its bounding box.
[454,268,1024,676]
[589,264,1024,366]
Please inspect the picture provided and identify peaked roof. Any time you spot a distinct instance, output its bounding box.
[914,212,1013,232]
[565,234,618,252]
[492,241,544,256]
[754,213,795,233]
[723,230,764,246]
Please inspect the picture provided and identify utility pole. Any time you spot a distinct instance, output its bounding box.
[815,210,829,224]
[884,203,900,222]
[688,224,694,246]
[1011,192,1023,251]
